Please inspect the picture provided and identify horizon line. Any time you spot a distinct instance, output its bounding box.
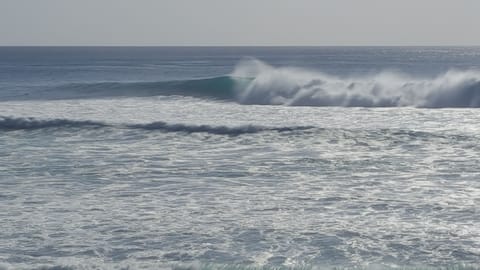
[1,44,480,48]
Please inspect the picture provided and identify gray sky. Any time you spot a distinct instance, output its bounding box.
[1,0,479,46]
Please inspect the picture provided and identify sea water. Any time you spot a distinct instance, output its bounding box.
[0,47,480,269]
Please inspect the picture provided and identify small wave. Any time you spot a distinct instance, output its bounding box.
[0,116,313,135]
[128,122,314,135]
[0,116,107,130]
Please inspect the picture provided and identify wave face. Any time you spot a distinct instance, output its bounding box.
[27,76,240,101]
[0,116,312,135]
[231,59,480,108]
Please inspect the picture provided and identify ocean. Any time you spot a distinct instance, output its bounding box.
[0,46,479,270]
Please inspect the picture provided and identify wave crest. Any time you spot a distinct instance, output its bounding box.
[231,59,480,108]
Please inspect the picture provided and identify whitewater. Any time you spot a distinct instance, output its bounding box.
[1,47,480,270]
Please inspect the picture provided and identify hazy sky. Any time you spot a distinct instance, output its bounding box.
[1,0,479,46]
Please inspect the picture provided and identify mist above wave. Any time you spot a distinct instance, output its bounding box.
[231,59,480,108]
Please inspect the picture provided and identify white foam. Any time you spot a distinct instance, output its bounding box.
[231,59,480,107]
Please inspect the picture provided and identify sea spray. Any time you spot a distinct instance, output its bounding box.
[231,59,480,107]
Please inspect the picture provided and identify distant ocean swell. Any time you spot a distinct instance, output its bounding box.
[7,59,480,108]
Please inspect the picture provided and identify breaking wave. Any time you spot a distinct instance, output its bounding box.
[9,59,480,108]
[0,116,313,135]
[231,59,480,108]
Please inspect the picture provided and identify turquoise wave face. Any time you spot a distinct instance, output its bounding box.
[3,76,243,101]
